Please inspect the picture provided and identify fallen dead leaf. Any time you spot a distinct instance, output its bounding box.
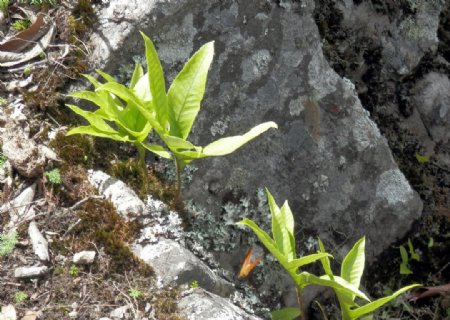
[409,282,450,301]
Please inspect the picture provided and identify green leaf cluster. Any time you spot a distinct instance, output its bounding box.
[66,32,277,192]
[45,168,61,184]
[0,231,18,257]
[238,189,419,320]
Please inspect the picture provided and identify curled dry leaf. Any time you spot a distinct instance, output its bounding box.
[0,13,56,67]
[409,282,450,302]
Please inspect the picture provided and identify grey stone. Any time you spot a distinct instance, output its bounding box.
[86,0,423,262]
[178,289,262,320]
[413,72,450,145]
[133,239,233,298]
[28,221,49,261]
[86,0,425,308]
[87,170,145,220]
[2,132,45,178]
[14,266,49,279]
[109,306,129,319]
[2,183,36,228]
[73,251,96,265]
[0,305,16,320]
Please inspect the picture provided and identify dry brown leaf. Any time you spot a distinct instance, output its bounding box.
[21,310,42,320]
[409,282,450,301]
[0,22,55,67]
[0,13,46,52]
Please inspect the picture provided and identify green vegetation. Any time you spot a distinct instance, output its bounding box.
[189,280,199,289]
[128,288,142,299]
[45,168,61,184]
[239,189,419,320]
[0,152,7,168]
[66,32,276,195]
[14,291,28,303]
[0,0,9,14]
[69,264,79,277]
[0,231,18,257]
[11,19,31,32]
[18,0,58,6]
[23,65,33,76]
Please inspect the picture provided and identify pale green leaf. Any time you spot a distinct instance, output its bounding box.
[348,284,420,319]
[96,69,116,83]
[202,121,278,156]
[69,90,119,120]
[408,239,420,262]
[271,307,301,320]
[133,72,152,102]
[237,218,289,269]
[82,73,102,88]
[167,41,214,139]
[299,274,370,301]
[318,239,334,280]
[141,32,172,133]
[67,126,129,142]
[138,142,172,159]
[99,82,163,133]
[130,63,144,89]
[286,253,332,272]
[399,246,413,275]
[341,237,366,292]
[281,201,296,259]
[66,104,117,133]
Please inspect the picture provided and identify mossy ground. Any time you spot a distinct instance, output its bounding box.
[0,1,183,319]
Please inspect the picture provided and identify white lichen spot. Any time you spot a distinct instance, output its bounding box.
[351,111,381,152]
[376,169,414,206]
[242,49,272,82]
[210,118,229,136]
[288,97,305,116]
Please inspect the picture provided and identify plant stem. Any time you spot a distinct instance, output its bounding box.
[174,157,182,198]
[137,144,148,190]
[296,286,307,320]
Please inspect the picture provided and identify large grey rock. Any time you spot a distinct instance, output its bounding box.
[133,239,233,298]
[178,289,262,320]
[88,0,422,261]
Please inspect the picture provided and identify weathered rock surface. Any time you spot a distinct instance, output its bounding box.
[133,239,233,298]
[413,72,450,145]
[89,0,422,261]
[178,289,262,320]
[2,183,36,228]
[1,131,45,178]
[14,266,49,279]
[0,305,16,320]
[28,221,49,261]
[73,251,96,265]
[335,0,443,75]
[87,170,145,220]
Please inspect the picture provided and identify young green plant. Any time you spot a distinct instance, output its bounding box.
[67,32,277,195]
[239,189,356,319]
[317,238,419,320]
[238,189,419,320]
